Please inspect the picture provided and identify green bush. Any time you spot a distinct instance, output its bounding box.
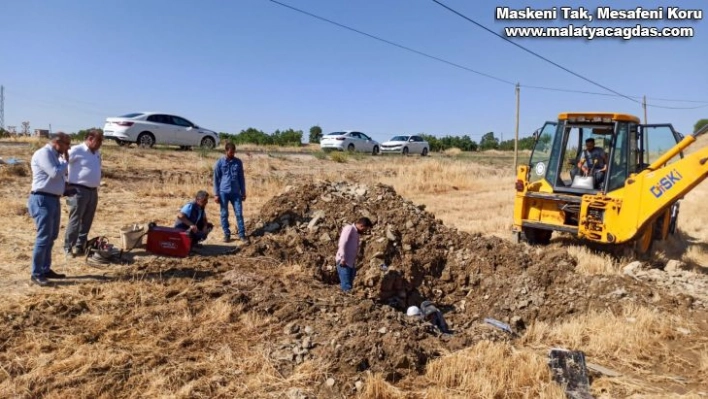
[223,128,304,147]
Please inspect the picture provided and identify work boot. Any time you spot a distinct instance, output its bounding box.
[31,275,50,287]
[43,270,66,279]
[239,236,251,244]
[222,235,231,243]
[72,247,84,256]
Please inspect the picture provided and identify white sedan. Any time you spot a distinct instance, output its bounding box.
[103,112,220,149]
[380,135,430,156]
[319,131,380,155]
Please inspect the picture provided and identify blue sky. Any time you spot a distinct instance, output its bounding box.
[2,0,706,143]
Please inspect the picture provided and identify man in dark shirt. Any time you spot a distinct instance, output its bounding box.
[571,138,608,189]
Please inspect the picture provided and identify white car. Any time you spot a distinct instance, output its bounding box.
[103,112,220,149]
[380,135,429,156]
[320,131,380,155]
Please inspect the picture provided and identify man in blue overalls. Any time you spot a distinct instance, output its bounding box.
[213,142,248,243]
[175,190,213,250]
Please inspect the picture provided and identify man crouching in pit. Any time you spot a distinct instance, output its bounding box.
[175,190,214,252]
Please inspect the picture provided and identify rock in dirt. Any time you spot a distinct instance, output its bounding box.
[287,387,307,399]
[623,261,643,275]
[665,260,687,273]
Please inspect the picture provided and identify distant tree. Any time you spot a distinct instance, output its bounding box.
[694,119,708,133]
[0,128,8,138]
[458,135,478,151]
[229,127,303,147]
[419,133,477,151]
[479,132,499,151]
[273,128,304,146]
[309,125,323,144]
[232,127,273,146]
[218,132,233,142]
[498,136,536,151]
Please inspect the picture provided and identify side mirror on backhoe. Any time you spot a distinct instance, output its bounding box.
[532,128,541,142]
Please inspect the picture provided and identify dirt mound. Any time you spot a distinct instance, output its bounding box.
[243,181,695,327]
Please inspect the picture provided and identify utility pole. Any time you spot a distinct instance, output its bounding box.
[0,85,4,130]
[514,83,520,172]
[642,95,647,124]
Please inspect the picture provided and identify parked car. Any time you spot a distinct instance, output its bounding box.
[103,112,220,149]
[380,135,429,156]
[319,131,380,155]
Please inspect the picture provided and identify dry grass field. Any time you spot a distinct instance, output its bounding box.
[0,137,707,398]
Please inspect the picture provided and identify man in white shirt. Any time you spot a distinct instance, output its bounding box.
[28,132,72,286]
[64,129,103,256]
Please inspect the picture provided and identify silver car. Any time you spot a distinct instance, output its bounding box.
[103,112,219,149]
[380,135,430,156]
[319,131,380,155]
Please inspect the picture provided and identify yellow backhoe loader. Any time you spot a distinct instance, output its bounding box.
[512,112,708,255]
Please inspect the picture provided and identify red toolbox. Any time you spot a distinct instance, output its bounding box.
[146,226,192,257]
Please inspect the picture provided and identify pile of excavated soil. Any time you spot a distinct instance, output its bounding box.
[242,181,697,329]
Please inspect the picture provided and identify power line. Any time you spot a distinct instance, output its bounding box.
[645,102,708,110]
[429,0,643,105]
[268,0,515,85]
[430,0,708,110]
[268,1,707,110]
[521,85,708,109]
[646,96,708,104]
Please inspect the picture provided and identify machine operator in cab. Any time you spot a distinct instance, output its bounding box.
[571,137,608,189]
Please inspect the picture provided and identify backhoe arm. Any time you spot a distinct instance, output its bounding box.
[611,125,708,242]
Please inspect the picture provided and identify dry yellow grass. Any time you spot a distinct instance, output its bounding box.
[521,306,707,397]
[443,147,462,156]
[423,341,565,398]
[565,245,623,275]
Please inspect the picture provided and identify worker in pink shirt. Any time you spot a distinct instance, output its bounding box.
[335,217,373,292]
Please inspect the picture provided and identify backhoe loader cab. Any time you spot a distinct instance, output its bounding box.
[513,112,695,254]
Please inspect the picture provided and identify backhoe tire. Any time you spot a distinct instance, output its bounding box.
[633,224,654,259]
[521,227,552,246]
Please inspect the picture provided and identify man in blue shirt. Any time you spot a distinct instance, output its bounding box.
[28,133,73,286]
[213,142,248,243]
[175,190,213,251]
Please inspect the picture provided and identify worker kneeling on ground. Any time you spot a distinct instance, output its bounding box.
[175,190,214,251]
[407,301,452,334]
[570,138,608,189]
